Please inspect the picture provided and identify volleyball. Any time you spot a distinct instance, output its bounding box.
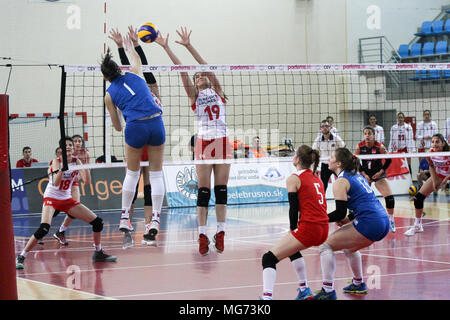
[138,23,159,43]
[409,185,417,196]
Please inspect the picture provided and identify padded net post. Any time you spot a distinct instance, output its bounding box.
[0,94,18,300]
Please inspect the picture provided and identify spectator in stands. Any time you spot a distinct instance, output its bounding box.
[388,112,416,174]
[72,134,90,164]
[326,116,339,137]
[248,136,267,158]
[445,117,450,143]
[417,157,430,188]
[312,120,346,192]
[367,114,385,144]
[16,146,38,168]
[55,147,62,158]
[416,110,438,153]
[316,116,339,140]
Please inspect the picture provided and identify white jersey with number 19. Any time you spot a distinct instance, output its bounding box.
[191,88,227,140]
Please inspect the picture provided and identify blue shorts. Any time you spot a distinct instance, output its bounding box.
[352,214,389,242]
[125,116,165,149]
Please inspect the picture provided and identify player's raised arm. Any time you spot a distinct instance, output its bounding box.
[175,27,224,98]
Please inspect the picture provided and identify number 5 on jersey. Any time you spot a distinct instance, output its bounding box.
[313,183,325,205]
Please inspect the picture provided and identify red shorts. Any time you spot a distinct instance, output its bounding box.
[140,145,149,162]
[291,222,329,248]
[194,137,233,160]
[43,197,80,213]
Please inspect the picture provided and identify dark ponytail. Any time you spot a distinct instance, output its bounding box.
[334,147,359,175]
[101,48,122,82]
[296,145,320,174]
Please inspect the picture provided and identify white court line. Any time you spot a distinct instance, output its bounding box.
[111,268,450,299]
[20,241,450,278]
[17,277,115,300]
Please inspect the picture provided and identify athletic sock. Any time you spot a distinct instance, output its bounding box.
[291,256,308,290]
[121,169,140,219]
[319,243,336,292]
[59,225,68,233]
[344,250,363,285]
[217,222,225,233]
[262,267,276,300]
[198,225,207,235]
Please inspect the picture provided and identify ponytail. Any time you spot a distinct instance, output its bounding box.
[101,48,122,82]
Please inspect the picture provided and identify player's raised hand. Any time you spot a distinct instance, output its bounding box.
[127,25,139,47]
[155,32,169,48]
[108,28,123,48]
[175,26,192,47]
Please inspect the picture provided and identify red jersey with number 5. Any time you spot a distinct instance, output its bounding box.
[191,88,227,140]
[294,169,329,224]
[44,157,79,200]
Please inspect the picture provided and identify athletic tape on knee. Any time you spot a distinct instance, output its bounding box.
[144,184,152,206]
[33,223,50,240]
[90,217,103,233]
[384,195,395,209]
[197,187,211,207]
[214,185,227,205]
[262,251,279,269]
[414,192,425,210]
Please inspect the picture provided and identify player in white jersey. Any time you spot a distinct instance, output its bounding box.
[367,114,385,144]
[16,137,117,269]
[405,134,450,236]
[388,112,416,173]
[416,110,438,152]
[157,27,231,255]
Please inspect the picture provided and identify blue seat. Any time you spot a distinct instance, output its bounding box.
[443,70,450,79]
[436,40,448,54]
[410,43,422,56]
[398,44,410,57]
[443,20,450,34]
[422,42,435,55]
[409,70,427,81]
[428,70,441,79]
[415,21,433,36]
[432,20,444,34]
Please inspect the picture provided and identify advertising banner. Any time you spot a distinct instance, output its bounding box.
[163,162,297,207]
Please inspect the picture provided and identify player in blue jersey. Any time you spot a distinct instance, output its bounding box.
[313,148,389,300]
[101,35,166,242]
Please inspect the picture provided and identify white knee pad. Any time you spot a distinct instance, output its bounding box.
[123,169,140,192]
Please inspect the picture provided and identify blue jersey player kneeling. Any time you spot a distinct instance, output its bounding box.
[314,148,390,300]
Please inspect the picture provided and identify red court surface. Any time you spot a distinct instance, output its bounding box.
[13,196,450,300]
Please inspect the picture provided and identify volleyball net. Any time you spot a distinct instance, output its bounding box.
[59,63,450,168]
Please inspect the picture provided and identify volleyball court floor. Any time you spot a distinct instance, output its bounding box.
[13,193,450,300]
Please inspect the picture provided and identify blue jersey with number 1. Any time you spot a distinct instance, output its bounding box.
[107,72,162,122]
[339,170,386,219]
[339,170,389,242]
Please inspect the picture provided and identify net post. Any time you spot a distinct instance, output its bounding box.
[0,94,18,300]
[59,65,68,170]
